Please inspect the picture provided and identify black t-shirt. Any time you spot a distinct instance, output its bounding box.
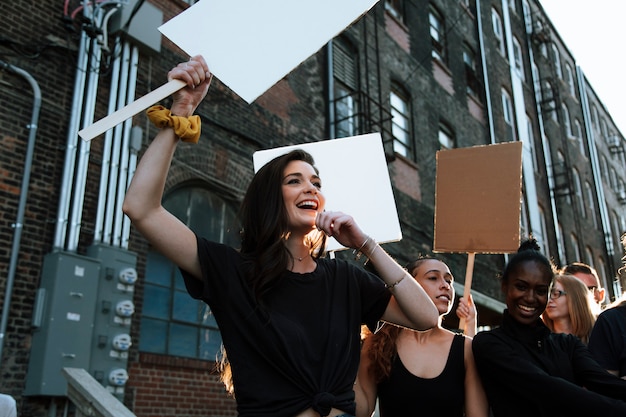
[473,310,626,417]
[588,305,626,377]
[182,237,391,417]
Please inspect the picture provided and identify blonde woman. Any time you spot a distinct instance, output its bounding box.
[542,274,596,344]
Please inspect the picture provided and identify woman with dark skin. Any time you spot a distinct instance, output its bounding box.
[123,55,438,417]
[472,239,626,417]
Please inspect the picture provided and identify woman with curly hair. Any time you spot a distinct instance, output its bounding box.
[354,256,488,417]
[542,274,597,344]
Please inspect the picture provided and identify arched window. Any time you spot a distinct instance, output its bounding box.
[570,233,581,263]
[552,43,562,79]
[492,8,506,55]
[502,88,516,141]
[139,185,240,360]
[513,37,525,80]
[562,104,572,136]
[572,168,585,217]
[565,63,576,97]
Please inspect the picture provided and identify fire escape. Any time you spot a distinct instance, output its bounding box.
[330,6,394,160]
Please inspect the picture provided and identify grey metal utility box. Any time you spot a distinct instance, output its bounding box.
[23,252,101,396]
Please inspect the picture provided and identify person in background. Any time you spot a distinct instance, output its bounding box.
[122,55,439,417]
[588,234,626,378]
[542,274,596,344]
[472,238,626,417]
[354,256,488,417]
[561,262,605,313]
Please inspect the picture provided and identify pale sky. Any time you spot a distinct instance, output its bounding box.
[539,0,626,136]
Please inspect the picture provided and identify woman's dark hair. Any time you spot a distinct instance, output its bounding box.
[238,149,326,301]
[502,238,556,284]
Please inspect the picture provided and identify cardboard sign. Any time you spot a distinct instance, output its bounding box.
[159,0,379,103]
[253,133,401,251]
[433,141,523,253]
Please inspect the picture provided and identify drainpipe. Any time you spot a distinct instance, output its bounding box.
[0,60,41,363]
[577,66,616,275]
[475,0,495,144]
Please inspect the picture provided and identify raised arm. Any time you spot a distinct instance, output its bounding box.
[122,56,212,280]
[315,211,438,330]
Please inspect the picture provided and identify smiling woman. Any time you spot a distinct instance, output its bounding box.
[472,239,626,417]
[122,55,439,417]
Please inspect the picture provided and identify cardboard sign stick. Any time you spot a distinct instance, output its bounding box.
[78,79,186,141]
[458,252,475,332]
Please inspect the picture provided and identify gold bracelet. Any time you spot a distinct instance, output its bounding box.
[353,235,372,261]
[146,105,201,143]
[385,273,406,290]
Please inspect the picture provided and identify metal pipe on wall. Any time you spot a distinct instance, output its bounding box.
[0,61,41,363]
[94,37,123,243]
[103,42,131,244]
[114,45,139,247]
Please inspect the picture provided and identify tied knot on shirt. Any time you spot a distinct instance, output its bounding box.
[312,392,337,416]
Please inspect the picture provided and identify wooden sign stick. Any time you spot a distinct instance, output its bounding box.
[78,79,186,142]
[458,252,475,332]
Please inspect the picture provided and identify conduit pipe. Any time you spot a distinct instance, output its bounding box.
[94,37,123,243]
[103,42,131,244]
[0,61,41,363]
[115,45,139,247]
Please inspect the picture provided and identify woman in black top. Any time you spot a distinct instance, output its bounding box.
[355,256,488,417]
[123,55,439,417]
[472,239,626,417]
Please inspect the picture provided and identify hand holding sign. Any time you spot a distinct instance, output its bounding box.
[78,0,380,141]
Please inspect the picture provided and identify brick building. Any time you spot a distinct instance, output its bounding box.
[0,0,624,416]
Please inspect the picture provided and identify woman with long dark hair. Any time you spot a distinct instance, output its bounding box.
[123,55,438,417]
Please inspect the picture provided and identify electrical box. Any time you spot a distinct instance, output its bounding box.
[109,0,163,53]
[24,252,101,396]
[86,244,137,399]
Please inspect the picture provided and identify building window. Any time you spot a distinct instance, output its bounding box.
[139,185,240,360]
[538,206,549,256]
[552,43,562,79]
[438,122,455,149]
[585,181,597,228]
[463,44,480,98]
[429,6,446,62]
[332,38,359,138]
[526,115,538,169]
[570,233,581,262]
[565,63,576,97]
[562,104,572,136]
[385,0,404,22]
[574,119,585,155]
[390,84,412,158]
[513,37,525,80]
[502,88,516,141]
[492,8,505,55]
[572,168,585,217]
[592,104,599,129]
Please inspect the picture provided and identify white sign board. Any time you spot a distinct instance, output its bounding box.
[159,0,379,103]
[253,133,402,251]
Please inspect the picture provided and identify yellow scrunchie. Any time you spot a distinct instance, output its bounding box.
[146,105,201,143]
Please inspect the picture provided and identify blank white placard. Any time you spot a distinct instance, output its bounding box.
[159,0,379,104]
[253,133,402,251]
